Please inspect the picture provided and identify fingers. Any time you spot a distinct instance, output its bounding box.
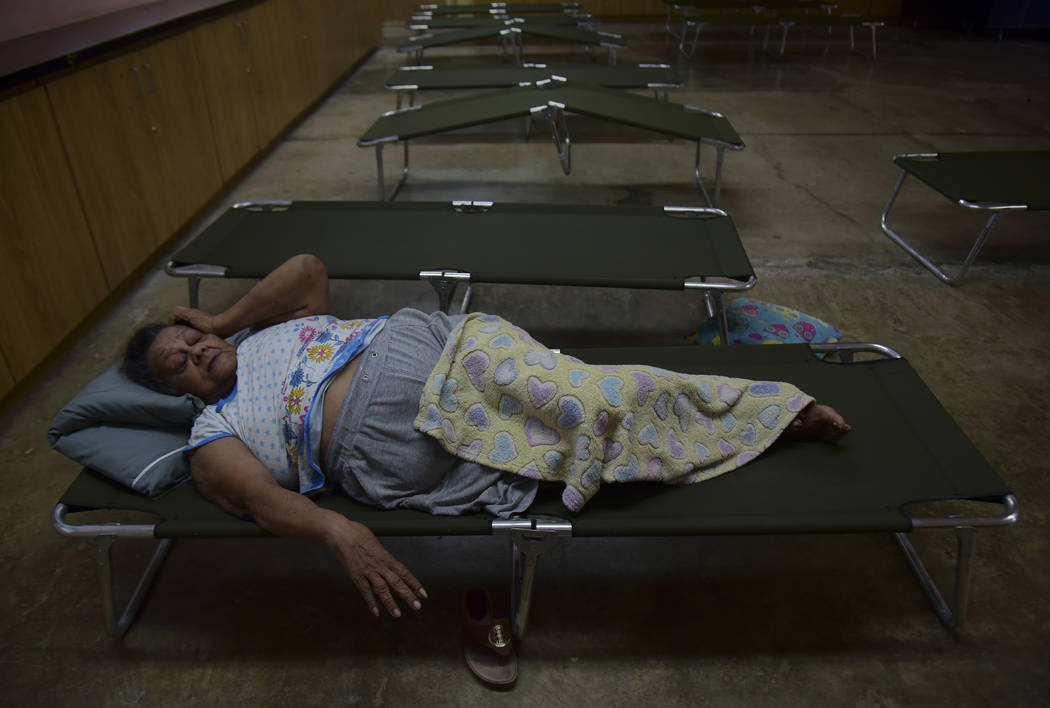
[168,306,214,332]
[340,538,427,619]
[168,306,190,325]
[354,567,425,619]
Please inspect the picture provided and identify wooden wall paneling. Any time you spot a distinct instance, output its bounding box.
[192,10,263,181]
[327,0,366,80]
[0,355,14,399]
[588,1,624,17]
[317,0,344,84]
[381,0,423,23]
[240,0,295,143]
[0,88,110,380]
[312,0,344,88]
[279,0,324,113]
[47,48,169,285]
[288,0,326,96]
[256,0,314,133]
[359,0,385,48]
[139,31,223,231]
[620,0,669,14]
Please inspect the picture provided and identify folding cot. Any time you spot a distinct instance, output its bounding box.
[664,0,827,38]
[358,78,745,206]
[678,13,885,59]
[399,22,627,65]
[163,200,757,344]
[880,150,1050,284]
[408,15,597,30]
[385,62,683,108]
[415,2,587,16]
[52,342,1018,639]
[665,1,884,59]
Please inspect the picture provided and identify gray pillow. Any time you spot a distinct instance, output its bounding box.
[48,364,205,498]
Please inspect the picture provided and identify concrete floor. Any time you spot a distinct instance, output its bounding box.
[3,19,1050,707]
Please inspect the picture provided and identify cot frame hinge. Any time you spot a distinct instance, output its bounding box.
[492,516,574,639]
[419,269,473,314]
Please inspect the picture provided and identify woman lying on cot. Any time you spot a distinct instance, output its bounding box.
[122,254,850,620]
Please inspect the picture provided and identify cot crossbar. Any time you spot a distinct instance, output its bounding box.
[52,342,1017,638]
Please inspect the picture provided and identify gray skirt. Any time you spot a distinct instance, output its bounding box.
[322,308,538,517]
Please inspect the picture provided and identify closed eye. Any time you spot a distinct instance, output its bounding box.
[167,352,187,373]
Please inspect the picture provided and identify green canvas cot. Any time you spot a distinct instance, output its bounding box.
[880,151,1050,284]
[53,342,1017,639]
[164,200,757,343]
[358,78,744,206]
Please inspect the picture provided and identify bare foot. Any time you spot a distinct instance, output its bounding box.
[787,403,851,442]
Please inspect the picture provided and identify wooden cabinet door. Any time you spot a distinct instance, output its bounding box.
[0,356,14,399]
[47,48,169,285]
[193,11,263,181]
[324,0,355,79]
[621,0,669,14]
[349,0,383,65]
[283,0,328,107]
[294,0,331,93]
[49,31,220,286]
[250,0,310,141]
[380,0,421,22]
[139,31,222,231]
[0,88,110,381]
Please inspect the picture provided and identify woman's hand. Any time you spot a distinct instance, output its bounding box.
[326,519,428,618]
[191,436,425,619]
[169,306,217,334]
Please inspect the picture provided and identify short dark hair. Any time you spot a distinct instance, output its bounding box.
[122,323,177,395]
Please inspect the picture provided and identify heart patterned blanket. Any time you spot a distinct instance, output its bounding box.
[414,314,813,512]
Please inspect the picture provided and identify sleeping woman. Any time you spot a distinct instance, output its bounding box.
[123,254,850,619]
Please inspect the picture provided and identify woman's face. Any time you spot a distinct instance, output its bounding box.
[147,325,238,403]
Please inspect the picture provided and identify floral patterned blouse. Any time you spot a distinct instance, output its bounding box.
[187,315,386,493]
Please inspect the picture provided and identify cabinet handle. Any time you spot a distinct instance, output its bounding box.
[131,66,143,97]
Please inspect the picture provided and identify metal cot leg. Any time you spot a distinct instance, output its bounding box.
[375,142,411,202]
[187,275,201,309]
[880,169,1008,285]
[694,142,726,208]
[494,518,572,640]
[95,536,174,638]
[894,527,977,629]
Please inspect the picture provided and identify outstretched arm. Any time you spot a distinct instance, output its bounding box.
[189,436,427,618]
[171,253,331,337]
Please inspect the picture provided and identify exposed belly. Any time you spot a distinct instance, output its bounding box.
[320,355,363,464]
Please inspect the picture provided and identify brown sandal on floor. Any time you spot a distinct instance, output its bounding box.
[462,586,517,687]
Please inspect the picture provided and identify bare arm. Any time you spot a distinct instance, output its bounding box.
[171,254,332,337]
[189,436,426,618]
